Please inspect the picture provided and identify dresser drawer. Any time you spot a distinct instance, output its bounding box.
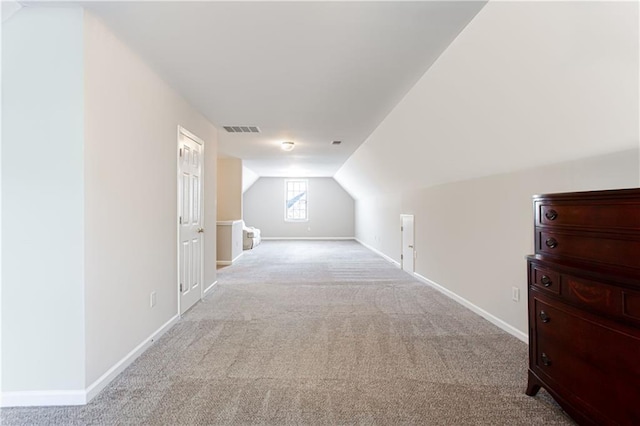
[531,297,640,425]
[536,200,640,231]
[528,259,640,325]
[536,230,640,270]
[562,275,640,324]
[529,263,560,295]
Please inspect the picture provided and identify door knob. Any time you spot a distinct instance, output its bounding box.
[197,228,204,233]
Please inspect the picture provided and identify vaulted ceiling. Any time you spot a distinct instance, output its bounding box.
[70,1,485,176]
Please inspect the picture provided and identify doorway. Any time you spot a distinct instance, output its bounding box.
[177,126,205,315]
[401,214,414,274]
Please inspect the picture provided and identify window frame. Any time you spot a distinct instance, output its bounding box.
[284,178,309,222]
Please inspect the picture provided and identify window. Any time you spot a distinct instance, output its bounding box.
[285,179,308,221]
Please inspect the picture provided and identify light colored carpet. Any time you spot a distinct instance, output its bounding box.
[1,240,573,425]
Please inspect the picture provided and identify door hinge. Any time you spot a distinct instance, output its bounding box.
[401,254,403,260]
[401,226,404,231]
[179,148,183,157]
[180,283,183,292]
[179,216,182,225]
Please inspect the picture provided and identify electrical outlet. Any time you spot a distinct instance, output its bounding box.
[150,291,157,308]
[512,287,520,302]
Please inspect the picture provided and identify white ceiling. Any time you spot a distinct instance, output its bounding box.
[2,0,23,21]
[64,1,484,176]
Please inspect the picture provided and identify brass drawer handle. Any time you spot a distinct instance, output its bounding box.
[539,311,550,323]
[545,238,558,249]
[541,352,552,367]
[540,275,552,287]
[545,209,558,221]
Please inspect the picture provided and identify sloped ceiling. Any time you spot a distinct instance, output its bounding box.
[1,0,23,21]
[67,1,486,177]
[335,1,639,199]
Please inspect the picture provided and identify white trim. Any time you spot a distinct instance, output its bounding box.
[284,178,309,222]
[178,126,204,147]
[216,251,244,266]
[85,314,179,402]
[176,127,181,319]
[0,315,180,408]
[355,238,400,267]
[262,237,355,241]
[414,273,528,343]
[216,220,242,226]
[1,390,87,408]
[232,251,243,263]
[356,240,527,343]
[203,280,218,296]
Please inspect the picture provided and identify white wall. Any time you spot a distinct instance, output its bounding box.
[216,220,243,263]
[357,151,639,335]
[2,7,86,392]
[83,12,218,387]
[242,166,259,193]
[2,7,219,403]
[336,1,639,337]
[217,157,242,221]
[244,177,354,238]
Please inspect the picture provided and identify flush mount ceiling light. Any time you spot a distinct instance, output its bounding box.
[281,141,295,151]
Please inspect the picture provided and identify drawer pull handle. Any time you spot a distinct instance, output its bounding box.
[539,311,550,323]
[545,209,558,221]
[540,275,552,287]
[541,353,552,367]
[545,238,558,249]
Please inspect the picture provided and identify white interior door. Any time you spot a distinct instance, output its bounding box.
[401,214,414,274]
[178,128,204,315]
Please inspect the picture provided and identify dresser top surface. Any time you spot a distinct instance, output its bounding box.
[533,187,640,201]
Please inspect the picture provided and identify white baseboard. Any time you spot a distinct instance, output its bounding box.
[336,239,526,343]
[203,280,218,296]
[0,390,87,408]
[217,252,244,266]
[85,314,179,402]
[414,273,528,343]
[261,237,355,240]
[355,238,400,267]
[1,314,180,408]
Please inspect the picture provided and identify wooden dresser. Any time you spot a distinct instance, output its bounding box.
[526,188,640,425]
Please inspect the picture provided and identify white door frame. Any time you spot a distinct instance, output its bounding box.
[177,125,205,316]
[400,214,415,273]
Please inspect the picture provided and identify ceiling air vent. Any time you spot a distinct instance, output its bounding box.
[223,126,260,133]
[332,140,342,145]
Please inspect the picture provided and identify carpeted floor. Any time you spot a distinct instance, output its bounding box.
[1,240,573,425]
